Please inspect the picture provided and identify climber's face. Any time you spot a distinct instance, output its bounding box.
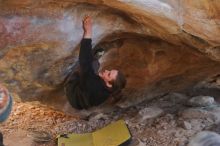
[99,69,118,88]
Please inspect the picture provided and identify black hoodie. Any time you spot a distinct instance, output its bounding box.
[65,39,110,109]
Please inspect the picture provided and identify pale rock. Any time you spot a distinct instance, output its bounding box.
[137,139,146,146]
[183,121,192,130]
[181,106,220,125]
[208,106,220,123]
[189,119,206,131]
[188,131,220,146]
[180,108,215,121]
[89,113,108,121]
[138,107,163,121]
[188,96,215,107]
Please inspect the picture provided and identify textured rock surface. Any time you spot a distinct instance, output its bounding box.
[0,0,220,108]
[188,131,220,146]
[187,96,215,107]
[1,1,220,146]
[1,92,220,146]
[138,106,163,121]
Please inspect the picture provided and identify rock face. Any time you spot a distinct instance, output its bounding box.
[0,0,220,108]
[187,96,215,107]
[188,131,220,146]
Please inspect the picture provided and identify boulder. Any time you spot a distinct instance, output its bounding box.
[188,96,215,107]
[188,131,220,146]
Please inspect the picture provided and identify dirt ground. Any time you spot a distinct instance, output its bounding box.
[0,101,78,146]
[1,92,220,146]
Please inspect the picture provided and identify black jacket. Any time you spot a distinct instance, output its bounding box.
[65,39,110,109]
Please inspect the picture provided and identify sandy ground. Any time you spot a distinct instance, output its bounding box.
[0,101,78,146]
[1,92,220,146]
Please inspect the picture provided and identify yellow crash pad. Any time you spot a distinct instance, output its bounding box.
[57,120,131,146]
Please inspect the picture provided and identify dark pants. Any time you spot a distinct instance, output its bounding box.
[64,72,91,109]
[64,52,100,110]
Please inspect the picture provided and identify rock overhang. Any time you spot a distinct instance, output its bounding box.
[0,0,219,107]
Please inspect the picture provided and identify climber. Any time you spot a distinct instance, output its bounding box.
[64,16,126,110]
[0,84,13,146]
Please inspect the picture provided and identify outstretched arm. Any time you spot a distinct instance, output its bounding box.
[83,16,92,38]
[79,16,94,75]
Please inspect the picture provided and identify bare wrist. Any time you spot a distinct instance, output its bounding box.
[83,31,92,38]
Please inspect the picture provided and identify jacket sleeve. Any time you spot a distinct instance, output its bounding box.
[79,38,94,75]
